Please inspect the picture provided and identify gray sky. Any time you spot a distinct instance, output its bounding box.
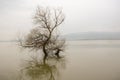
[0,0,120,40]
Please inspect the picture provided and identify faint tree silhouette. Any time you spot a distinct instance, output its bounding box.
[19,6,65,60]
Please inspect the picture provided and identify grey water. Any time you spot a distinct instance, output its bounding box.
[0,40,120,80]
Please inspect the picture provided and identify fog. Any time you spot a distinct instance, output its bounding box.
[0,0,120,40]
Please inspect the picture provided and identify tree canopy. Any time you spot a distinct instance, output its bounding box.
[19,6,66,60]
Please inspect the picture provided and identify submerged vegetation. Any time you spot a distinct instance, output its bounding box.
[19,56,66,80]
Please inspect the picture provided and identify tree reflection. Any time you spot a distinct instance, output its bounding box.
[19,56,66,80]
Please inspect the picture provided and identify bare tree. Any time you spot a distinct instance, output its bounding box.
[19,6,65,60]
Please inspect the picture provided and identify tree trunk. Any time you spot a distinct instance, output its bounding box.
[55,49,60,58]
[42,43,48,64]
[42,32,52,63]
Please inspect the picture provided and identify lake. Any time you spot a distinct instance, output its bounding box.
[0,40,120,80]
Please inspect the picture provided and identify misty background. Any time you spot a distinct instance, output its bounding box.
[0,0,120,41]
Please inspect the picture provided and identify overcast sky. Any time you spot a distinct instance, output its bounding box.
[0,0,120,40]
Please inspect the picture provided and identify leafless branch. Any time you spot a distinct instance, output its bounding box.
[19,6,66,59]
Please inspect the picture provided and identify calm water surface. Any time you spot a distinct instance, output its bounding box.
[0,40,120,80]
